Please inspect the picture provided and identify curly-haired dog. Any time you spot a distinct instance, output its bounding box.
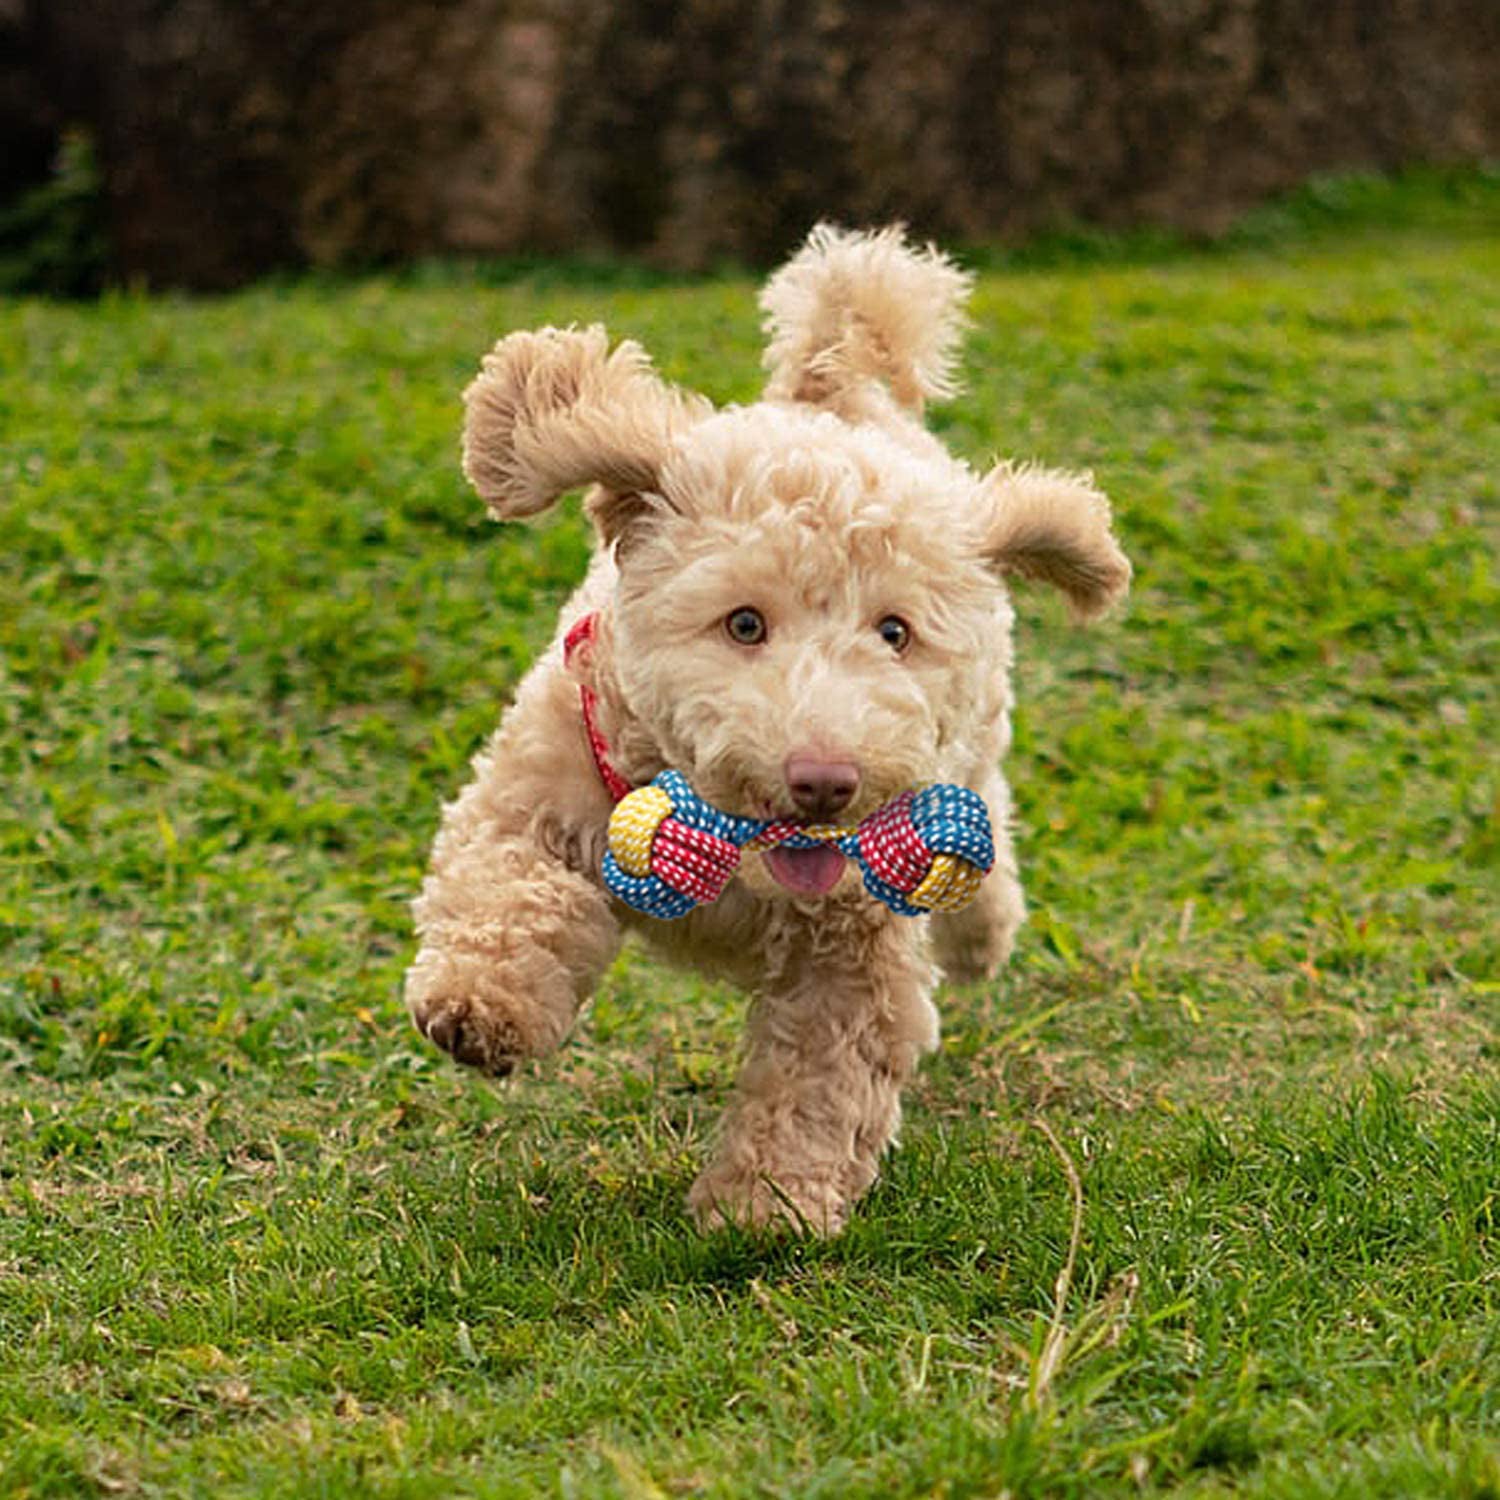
[407,224,1130,1235]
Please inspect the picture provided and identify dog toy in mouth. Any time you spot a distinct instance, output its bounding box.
[604,769,995,920]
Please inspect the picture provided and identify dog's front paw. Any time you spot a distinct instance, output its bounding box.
[935,931,1009,987]
[411,993,521,1076]
[932,880,1022,986]
[687,1164,850,1238]
[404,945,567,1076]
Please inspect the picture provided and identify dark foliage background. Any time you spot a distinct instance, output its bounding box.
[5,0,1499,291]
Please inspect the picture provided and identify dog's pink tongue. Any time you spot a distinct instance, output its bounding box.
[763,845,847,896]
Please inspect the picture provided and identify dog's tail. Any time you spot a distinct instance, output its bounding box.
[759,223,973,418]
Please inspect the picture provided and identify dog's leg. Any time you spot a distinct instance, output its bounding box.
[932,766,1025,985]
[688,917,938,1235]
[405,787,619,1076]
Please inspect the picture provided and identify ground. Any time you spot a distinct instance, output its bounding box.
[0,170,1496,1497]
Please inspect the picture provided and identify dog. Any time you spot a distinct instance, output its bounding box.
[406,224,1130,1235]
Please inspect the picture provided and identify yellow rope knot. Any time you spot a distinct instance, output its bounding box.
[607,783,675,878]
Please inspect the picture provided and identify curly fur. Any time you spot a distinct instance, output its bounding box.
[407,224,1131,1235]
[761,222,973,421]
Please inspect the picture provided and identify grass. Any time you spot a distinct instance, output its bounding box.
[1,168,1497,1497]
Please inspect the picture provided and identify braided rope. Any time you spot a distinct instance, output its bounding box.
[603,770,994,920]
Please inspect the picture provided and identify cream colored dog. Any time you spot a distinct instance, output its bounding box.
[407,224,1130,1235]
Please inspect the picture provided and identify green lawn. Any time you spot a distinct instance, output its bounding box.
[2,172,1497,1498]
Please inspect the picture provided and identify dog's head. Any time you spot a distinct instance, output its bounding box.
[461,232,1129,897]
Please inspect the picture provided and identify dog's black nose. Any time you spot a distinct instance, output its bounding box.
[785,755,861,820]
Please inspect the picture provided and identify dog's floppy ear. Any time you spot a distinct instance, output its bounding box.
[977,463,1132,622]
[462,325,710,528]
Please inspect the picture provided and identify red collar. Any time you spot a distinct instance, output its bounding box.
[564,613,634,804]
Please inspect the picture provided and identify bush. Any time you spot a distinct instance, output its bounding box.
[0,128,107,297]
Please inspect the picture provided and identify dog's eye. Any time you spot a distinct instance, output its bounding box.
[725,607,768,646]
[876,615,912,654]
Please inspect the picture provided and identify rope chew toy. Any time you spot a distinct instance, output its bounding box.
[604,769,995,920]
